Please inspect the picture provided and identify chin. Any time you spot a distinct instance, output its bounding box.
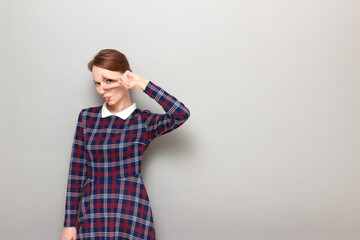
[108,99,118,105]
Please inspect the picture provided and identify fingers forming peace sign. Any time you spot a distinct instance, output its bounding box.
[102,70,144,91]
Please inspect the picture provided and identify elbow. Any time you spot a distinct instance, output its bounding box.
[174,107,190,126]
[184,107,190,121]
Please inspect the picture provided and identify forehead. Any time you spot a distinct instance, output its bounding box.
[92,66,121,81]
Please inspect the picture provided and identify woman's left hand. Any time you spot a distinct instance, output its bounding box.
[119,70,149,91]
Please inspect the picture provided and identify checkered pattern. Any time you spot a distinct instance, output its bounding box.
[63,80,190,239]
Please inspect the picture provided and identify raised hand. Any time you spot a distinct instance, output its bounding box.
[102,70,148,91]
[99,70,149,91]
[119,70,148,90]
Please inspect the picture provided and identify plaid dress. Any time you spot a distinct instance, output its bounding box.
[63,80,190,239]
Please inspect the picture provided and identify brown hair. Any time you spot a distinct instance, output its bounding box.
[87,49,132,73]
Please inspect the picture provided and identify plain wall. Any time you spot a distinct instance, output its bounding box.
[1,0,359,239]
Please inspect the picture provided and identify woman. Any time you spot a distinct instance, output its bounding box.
[61,49,190,240]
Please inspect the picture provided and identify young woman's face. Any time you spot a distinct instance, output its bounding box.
[91,65,128,105]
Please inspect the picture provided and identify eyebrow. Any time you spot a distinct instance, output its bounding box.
[93,74,109,83]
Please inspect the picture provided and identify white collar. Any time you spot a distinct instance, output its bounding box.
[101,102,137,119]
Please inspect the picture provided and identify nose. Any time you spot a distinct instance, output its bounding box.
[98,84,109,95]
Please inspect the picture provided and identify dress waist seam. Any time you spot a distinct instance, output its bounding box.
[85,173,142,183]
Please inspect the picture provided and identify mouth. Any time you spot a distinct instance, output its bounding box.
[104,96,111,101]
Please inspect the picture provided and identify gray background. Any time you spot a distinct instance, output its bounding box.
[1,0,359,239]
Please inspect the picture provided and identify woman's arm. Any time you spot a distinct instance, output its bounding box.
[115,71,190,141]
[63,110,88,227]
[141,80,190,141]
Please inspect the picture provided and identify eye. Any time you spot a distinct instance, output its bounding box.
[106,79,113,83]
[94,82,100,86]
